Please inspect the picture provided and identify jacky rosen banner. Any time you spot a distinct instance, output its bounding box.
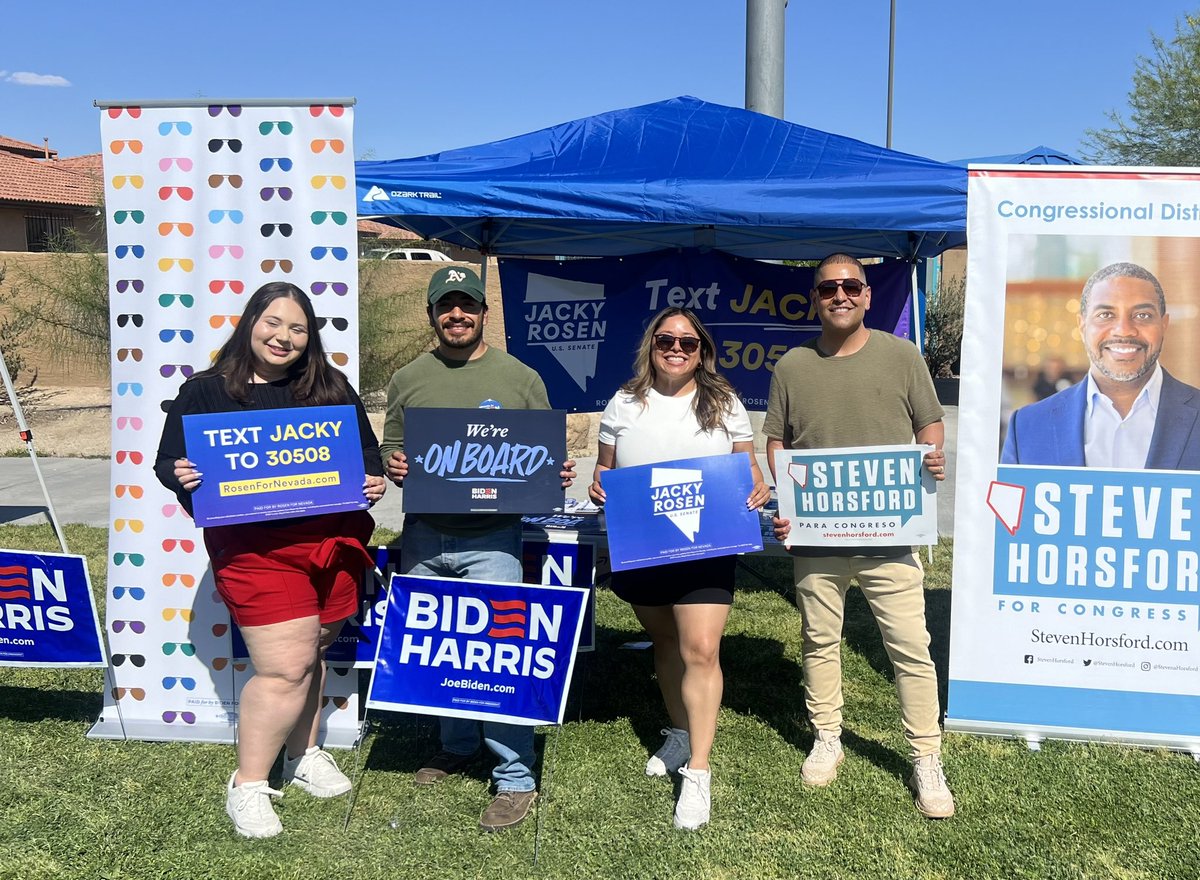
[948,165,1200,750]
[0,550,105,667]
[366,575,588,725]
[773,445,937,547]
[499,250,915,413]
[93,99,360,746]
[600,452,762,571]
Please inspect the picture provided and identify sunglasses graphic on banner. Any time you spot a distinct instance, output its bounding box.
[116,416,144,430]
[111,653,146,667]
[311,211,347,225]
[208,209,244,224]
[158,157,194,172]
[158,221,194,237]
[158,294,195,308]
[107,107,142,119]
[113,210,144,224]
[207,138,243,154]
[259,157,294,171]
[159,328,195,342]
[112,586,146,600]
[162,573,196,588]
[258,121,294,135]
[316,317,349,331]
[208,104,242,117]
[114,483,144,498]
[209,280,245,294]
[260,223,293,238]
[310,281,349,296]
[310,139,345,154]
[157,121,193,135]
[116,313,144,328]
[208,174,243,190]
[115,279,144,293]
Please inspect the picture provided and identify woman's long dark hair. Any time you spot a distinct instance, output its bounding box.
[197,282,350,406]
[621,307,738,433]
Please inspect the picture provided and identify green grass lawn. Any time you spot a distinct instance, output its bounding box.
[1,525,1198,880]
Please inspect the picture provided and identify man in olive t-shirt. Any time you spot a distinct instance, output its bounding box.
[763,253,955,819]
[382,265,575,832]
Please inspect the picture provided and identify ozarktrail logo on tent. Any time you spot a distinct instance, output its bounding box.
[522,273,606,391]
[650,467,705,541]
[362,185,390,203]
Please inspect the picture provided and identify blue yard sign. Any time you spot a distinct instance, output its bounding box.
[183,404,367,526]
[366,575,588,725]
[402,408,567,514]
[0,549,106,667]
[600,452,763,571]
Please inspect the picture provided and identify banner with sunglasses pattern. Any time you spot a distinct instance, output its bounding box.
[92,100,362,746]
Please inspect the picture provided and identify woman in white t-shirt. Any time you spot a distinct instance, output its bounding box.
[588,307,769,831]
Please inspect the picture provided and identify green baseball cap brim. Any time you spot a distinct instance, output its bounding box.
[427,266,486,305]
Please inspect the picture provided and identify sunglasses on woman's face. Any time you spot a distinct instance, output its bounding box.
[653,333,701,355]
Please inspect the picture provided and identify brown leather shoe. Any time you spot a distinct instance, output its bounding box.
[413,750,476,785]
[479,790,537,832]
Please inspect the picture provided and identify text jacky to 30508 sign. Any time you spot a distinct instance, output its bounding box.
[183,404,367,527]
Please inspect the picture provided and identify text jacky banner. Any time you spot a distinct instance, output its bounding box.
[183,404,366,526]
[402,408,567,514]
[600,452,762,571]
[774,445,937,547]
[0,549,106,667]
[366,575,588,725]
[499,250,914,413]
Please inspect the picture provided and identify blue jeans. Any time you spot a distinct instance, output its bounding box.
[400,515,536,792]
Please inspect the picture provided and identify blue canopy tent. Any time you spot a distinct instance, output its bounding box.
[355,96,967,260]
[949,145,1084,167]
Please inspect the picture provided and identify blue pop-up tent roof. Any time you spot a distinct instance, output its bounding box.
[950,145,1084,166]
[356,96,967,260]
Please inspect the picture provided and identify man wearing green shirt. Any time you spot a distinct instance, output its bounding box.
[763,253,955,819]
[382,265,575,832]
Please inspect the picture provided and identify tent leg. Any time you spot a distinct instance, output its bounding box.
[0,347,70,553]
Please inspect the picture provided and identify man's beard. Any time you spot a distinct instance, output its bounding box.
[1088,338,1160,383]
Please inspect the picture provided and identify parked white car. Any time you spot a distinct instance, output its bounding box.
[366,248,452,262]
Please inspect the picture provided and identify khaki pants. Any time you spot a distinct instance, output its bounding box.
[792,553,942,759]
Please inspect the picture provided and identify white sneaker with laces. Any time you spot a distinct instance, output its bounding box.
[908,753,956,818]
[283,746,352,798]
[226,771,283,838]
[801,729,844,786]
[673,765,711,831]
[645,727,690,777]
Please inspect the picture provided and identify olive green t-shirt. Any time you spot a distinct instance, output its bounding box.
[381,346,551,536]
[763,330,944,556]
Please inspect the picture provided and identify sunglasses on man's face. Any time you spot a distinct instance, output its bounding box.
[815,278,867,299]
[653,333,701,354]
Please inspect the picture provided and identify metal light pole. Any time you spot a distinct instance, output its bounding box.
[886,0,896,148]
[746,0,786,118]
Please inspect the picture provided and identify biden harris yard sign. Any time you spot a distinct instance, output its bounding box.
[0,549,106,667]
[600,452,763,571]
[366,575,588,725]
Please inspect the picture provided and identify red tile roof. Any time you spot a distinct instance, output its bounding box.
[54,153,104,174]
[0,149,101,208]
[0,135,57,159]
[357,219,419,240]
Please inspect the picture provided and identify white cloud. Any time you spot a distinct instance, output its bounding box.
[6,72,72,87]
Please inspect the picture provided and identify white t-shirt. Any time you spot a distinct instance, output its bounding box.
[598,388,754,468]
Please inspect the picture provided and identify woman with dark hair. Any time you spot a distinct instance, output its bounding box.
[588,307,769,831]
[155,282,385,839]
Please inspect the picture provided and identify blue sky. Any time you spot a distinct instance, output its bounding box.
[1,1,1192,163]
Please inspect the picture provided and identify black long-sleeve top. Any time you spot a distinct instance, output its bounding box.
[154,373,383,517]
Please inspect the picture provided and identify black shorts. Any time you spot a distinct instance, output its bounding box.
[609,555,737,607]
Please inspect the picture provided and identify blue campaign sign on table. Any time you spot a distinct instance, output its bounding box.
[0,549,105,667]
[600,452,762,571]
[366,574,588,725]
[403,408,567,514]
[774,444,937,547]
[183,404,366,526]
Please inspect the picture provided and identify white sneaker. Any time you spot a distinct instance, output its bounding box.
[645,727,690,777]
[283,746,352,798]
[801,729,844,786]
[226,771,283,839]
[908,753,956,819]
[673,765,711,830]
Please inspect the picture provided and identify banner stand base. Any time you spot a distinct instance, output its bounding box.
[945,716,1200,754]
[87,716,364,750]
